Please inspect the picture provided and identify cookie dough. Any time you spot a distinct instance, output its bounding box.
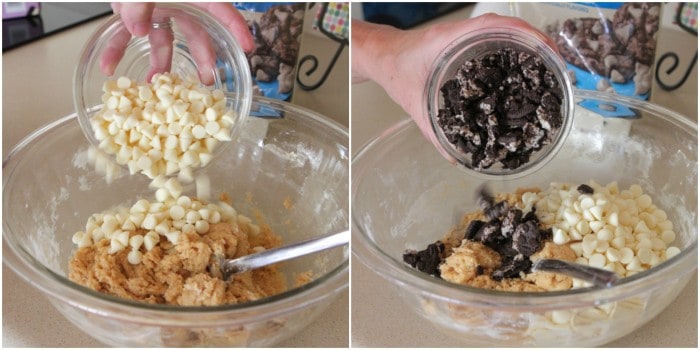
[440,238,575,292]
[404,181,681,292]
[69,222,286,306]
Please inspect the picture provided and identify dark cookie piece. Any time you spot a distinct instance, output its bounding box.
[511,220,542,256]
[500,207,523,238]
[436,48,564,170]
[484,200,509,222]
[577,184,595,194]
[492,254,532,281]
[408,187,551,281]
[468,189,550,280]
[464,220,486,240]
[522,208,538,223]
[476,184,495,211]
[403,241,445,277]
[473,220,503,247]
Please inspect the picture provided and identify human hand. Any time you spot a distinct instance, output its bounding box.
[101,2,254,85]
[352,14,558,162]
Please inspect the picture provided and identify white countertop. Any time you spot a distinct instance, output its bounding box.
[2,13,348,348]
[350,4,698,348]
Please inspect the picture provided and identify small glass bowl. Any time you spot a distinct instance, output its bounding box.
[73,3,252,157]
[425,27,575,180]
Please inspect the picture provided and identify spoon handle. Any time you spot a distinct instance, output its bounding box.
[533,259,619,288]
[221,230,349,278]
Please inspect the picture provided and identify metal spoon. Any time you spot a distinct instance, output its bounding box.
[218,230,349,281]
[532,258,619,288]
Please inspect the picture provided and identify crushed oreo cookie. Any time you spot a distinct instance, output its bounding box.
[577,184,595,194]
[437,48,564,170]
[465,185,552,280]
[403,241,445,277]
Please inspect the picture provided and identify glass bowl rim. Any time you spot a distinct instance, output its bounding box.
[352,89,698,310]
[3,96,348,324]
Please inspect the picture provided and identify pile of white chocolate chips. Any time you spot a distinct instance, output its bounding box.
[90,72,235,181]
[72,73,257,265]
[521,181,680,286]
[71,176,260,265]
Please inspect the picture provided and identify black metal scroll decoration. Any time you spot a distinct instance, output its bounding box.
[296,2,348,91]
[655,2,698,91]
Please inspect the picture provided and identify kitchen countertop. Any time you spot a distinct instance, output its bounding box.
[350,4,698,348]
[2,12,348,348]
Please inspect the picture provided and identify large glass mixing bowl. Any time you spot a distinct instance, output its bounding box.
[352,89,697,346]
[4,97,348,347]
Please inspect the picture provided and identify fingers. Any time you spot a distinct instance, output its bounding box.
[104,2,253,85]
[173,15,217,85]
[146,15,174,82]
[117,2,155,37]
[100,25,132,76]
[465,13,559,54]
[191,3,254,52]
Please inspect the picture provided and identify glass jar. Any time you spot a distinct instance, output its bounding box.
[73,3,252,160]
[425,27,574,180]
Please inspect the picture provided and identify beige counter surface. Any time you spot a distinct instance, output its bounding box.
[350,4,697,348]
[2,14,348,348]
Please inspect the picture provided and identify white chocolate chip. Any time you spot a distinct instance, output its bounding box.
[665,246,681,259]
[113,230,129,247]
[169,205,186,220]
[129,234,144,250]
[117,76,132,90]
[142,214,158,230]
[178,166,194,183]
[185,210,201,224]
[71,231,85,245]
[637,247,653,264]
[219,202,237,220]
[198,208,211,221]
[553,227,569,244]
[155,188,170,202]
[204,107,218,121]
[249,224,261,236]
[661,230,676,244]
[143,231,159,251]
[619,247,634,264]
[127,250,143,264]
[588,253,606,268]
[177,196,192,208]
[550,310,572,325]
[165,231,181,244]
[195,173,211,201]
[209,211,221,224]
[163,178,183,199]
[132,199,151,213]
[155,221,170,235]
[182,223,195,234]
[91,73,233,181]
[109,239,126,254]
[195,220,210,234]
